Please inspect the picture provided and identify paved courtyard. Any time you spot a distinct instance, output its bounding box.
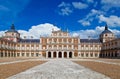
[8,59,110,79]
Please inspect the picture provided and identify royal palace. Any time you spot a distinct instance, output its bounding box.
[0,24,120,58]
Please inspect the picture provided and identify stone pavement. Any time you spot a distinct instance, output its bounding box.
[8,59,110,79]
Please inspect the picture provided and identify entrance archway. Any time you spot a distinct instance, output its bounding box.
[48,52,51,58]
[69,52,72,58]
[1,52,3,57]
[5,52,7,57]
[64,52,67,58]
[58,52,62,58]
[115,52,117,57]
[53,52,56,58]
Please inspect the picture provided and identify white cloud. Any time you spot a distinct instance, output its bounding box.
[58,2,70,7]
[86,0,94,3]
[72,2,88,9]
[0,23,120,39]
[58,2,73,16]
[19,23,60,39]
[78,20,90,26]
[71,26,120,39]
[101,0,120,11]
[58,7,73,16]
[99,15,120,27]
[0,31,5,37]
[71,26,104,38]
[0,23,60,39]
[78,9,105,26]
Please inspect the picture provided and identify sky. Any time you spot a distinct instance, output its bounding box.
[0,0,120,39]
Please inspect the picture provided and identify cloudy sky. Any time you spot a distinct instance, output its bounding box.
[0,0,120,39]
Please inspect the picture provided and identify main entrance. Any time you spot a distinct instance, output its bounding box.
[47,51,73,58]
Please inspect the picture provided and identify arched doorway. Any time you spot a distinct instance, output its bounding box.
[115,52,117,57]
[58,52,62,58]
[69,52,72,58]
[5,52,7,57]
[111,52,114,57]
[53,52,56,58]
[64,52,67,58]
[48,52,51,58]
[108,53,110,57]
[8,53,10,57]
[1,52,3,57]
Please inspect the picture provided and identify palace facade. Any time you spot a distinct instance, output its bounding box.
[0,24,120,58]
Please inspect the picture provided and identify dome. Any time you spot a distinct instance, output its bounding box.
[6,24,18,33]
[100,24,113,35]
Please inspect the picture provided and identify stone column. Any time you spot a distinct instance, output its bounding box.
[46,52,48,58]
[72,52,74,58]
[19,52,21,57]
[62,51,64,58]
[67,51,69,58]
[51,51,53,58]
[0,51,1,57]
[56,51,58,58]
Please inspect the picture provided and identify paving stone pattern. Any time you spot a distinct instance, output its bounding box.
[8,59,110,79]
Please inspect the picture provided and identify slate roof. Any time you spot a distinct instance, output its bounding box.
[101,29,112,35]
[100,24,113,35]
[80,39,101,43]
[19,39,40,43]
[6,24,19,33]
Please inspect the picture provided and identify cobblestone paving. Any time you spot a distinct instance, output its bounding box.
[8,59,110,79]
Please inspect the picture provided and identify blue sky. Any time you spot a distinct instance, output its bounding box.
[0,0,120,38]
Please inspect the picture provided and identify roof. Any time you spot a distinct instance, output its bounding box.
[100,24,113,35]
[80,39,101,43]
[6,24,19,33]
[19,39,40,43]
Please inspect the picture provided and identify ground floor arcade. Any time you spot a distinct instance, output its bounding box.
[46,51,74,58]
[100,50,120,58]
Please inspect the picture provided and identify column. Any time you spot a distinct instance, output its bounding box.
[88,52,90,58]
[24,52,26,57]
[29,52,31,57]
[51,51,53,58]
[93,53,95,58]
[0,51,1,57]
[62,51,64,58]
[19,52,22,57]
[56,51,58,58]
[46,52,48,58]
[67,51,69,58]
[72,52,74,58]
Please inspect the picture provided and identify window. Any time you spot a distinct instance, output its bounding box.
[81,53,84,57]
[68,39,71,42]
[54,38,57,42]
[22,45,24,47]
[64,45,66,47]
[59,39,62,43]
[36,53,39,56]
[27,45,29,47]
[12,33,14,36]
[90,53,93,57]
[63,39,66,42]
[22,53,24,56]
[26,53,29,57]
[86,53,88,57]
[31,45,34,47]
[95,53,98,57]
[105,34,107,36]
